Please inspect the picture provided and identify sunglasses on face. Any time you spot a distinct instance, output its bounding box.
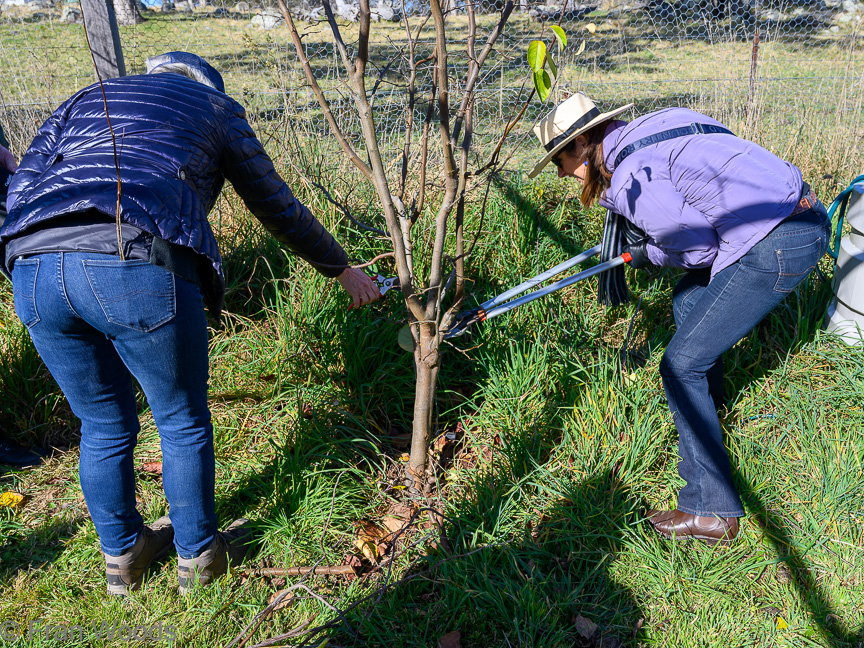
[551,155,588,170]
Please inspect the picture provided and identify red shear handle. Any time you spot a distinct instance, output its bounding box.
[621,252,632,264]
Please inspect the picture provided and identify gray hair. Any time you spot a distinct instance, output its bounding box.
[145,61,218,91]
[144,52,224,93]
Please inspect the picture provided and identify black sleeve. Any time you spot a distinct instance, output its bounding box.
[219,104,348,277]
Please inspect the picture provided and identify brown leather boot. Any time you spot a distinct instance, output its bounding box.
[647,509,739,545]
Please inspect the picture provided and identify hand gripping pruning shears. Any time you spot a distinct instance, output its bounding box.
[443,244,634,338]
[348,274,401,310]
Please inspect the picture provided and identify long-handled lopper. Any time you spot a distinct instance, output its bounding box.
[444,245,634,338]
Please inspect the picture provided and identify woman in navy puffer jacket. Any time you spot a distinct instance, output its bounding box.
[1,52,380,595]
[530,93,830,545]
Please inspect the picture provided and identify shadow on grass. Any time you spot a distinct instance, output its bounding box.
[492,174,587,261]
[0,326,77,452]
[324,331,644,645]
[628,268,857,643]
[316,471,645,648]
[735,466,864,647]
[0,516,88,586]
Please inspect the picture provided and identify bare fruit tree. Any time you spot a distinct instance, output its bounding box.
[276,0,523,490]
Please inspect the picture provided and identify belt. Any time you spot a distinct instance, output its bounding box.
[790,188,819,216]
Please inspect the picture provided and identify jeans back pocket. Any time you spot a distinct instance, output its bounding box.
[11,257,41,328]
[774,236,825,293]
[83,259,176,332]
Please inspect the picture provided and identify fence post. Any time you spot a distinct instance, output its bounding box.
[81,0,126,79]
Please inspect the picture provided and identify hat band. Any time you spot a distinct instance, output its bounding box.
[544,107,602,152]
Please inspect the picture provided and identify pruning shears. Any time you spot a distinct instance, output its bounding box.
[348,274,400,310]
[373,274,400,297]
[444,244,634,338]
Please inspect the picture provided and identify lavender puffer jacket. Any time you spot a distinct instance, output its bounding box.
[598,108,803,277]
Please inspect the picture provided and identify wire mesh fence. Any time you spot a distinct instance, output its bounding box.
[0,0,861,172]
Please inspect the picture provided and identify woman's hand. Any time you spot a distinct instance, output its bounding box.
[337,267,381,309]
[623,239,652,269]
[0,144,17,172]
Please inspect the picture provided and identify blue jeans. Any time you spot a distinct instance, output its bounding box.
[660,205,830,517]
[12,252,216,558]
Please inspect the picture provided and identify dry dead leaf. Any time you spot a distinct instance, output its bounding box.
[267,589,295,612]
[341,553,364,569]
[586,22,597,33]
[354,521,388,562]
[382,502,417,535]
[438,631,460,648]
[574,615,598,640]
[139,461,163,476]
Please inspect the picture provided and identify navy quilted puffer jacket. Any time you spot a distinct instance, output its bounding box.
[0,73,348,280]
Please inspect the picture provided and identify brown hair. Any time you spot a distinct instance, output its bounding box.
[563,120,613,207]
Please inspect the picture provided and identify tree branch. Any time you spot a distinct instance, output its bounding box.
[346,0,423,317]
[450,1,515,148]
[321,0,357,79]
[451,1,477,310]
[275,0,373,182]
[398,4,421,202]
[425,0,459,322]
[304,175,386,236]
[355,0,371,82]
[413,69,436,223]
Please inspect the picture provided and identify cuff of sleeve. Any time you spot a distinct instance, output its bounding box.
[310,247,349,278]
[646,242,669,267]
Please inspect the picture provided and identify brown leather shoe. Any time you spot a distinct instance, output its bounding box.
[647,509,739,545]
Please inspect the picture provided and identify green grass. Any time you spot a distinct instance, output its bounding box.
[0,165,862,647]
[1,10,862,176]
[0,9,863,648]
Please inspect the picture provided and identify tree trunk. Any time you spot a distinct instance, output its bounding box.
[407,322,440,490]
[113,0,145,25]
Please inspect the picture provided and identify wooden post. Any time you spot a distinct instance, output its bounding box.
[80,0,126,79]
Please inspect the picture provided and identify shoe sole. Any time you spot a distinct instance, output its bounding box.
[106,539,174,596]
[651,528,736,546]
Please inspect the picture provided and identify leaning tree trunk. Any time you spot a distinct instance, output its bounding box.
[113,0,145,25]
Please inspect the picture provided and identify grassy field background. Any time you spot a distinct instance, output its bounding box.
[0,8,863,648]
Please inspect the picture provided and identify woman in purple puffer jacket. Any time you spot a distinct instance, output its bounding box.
[530,93,830,545]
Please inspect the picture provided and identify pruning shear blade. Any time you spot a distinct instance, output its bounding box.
[373,274,400,297]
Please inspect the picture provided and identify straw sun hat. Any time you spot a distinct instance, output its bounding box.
[528,93,633,178]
